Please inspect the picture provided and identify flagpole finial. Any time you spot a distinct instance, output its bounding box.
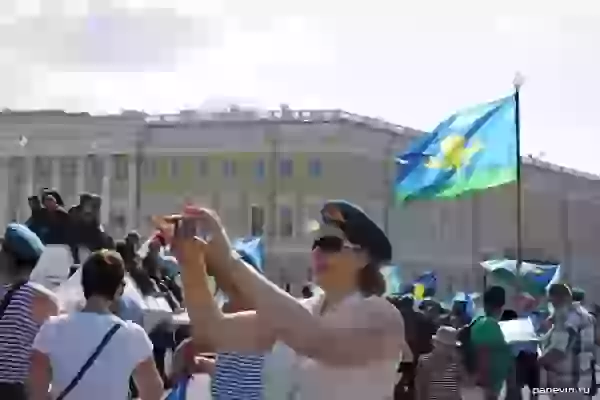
[513,72,525,89]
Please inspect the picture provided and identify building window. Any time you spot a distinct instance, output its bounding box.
[60,157,77,179]
[86,155,103,180]
[170,157,180,178]
[279,205,294,237]
[250,204,265,236]
[198,157,208,177]
[110,212,126,230]
[279,158,293,178]
[223,160,237,177]
[256,159,265,180]
[142,157,157,179]
[308,158,322,177]
[113,155,128,181]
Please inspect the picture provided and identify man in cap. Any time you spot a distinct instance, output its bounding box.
[0,224,58,398]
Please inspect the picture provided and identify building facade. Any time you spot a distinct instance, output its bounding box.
[0,108,599,299]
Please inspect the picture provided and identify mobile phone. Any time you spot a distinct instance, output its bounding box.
[175,217,198,239]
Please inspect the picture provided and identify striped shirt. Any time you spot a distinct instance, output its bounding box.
[0,282,40,383]
[417,352,462,400]
[211,352,264,400]
[544,303,596,390]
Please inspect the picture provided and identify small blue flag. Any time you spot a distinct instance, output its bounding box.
[232,236,264,273]
[401,271,437,297]
[165,377,189,400]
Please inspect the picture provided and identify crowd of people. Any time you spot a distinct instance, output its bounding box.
[0,189,598,399]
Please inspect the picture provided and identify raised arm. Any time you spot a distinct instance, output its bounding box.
[222,253,405,366]
[175,207,405,366]
[177,238,274,353]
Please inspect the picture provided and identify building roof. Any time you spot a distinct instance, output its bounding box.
[1,107,596,182]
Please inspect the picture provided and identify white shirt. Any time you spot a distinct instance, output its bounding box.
[33,312,153,400]
[264,293,401,400]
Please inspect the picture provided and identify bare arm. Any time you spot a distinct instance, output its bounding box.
[221,253,405,366]
[179,244,274,353]
[132,356,164,400]
[30,284,59,325]
[28,350,52,400]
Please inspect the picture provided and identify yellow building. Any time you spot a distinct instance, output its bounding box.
[1,107,600,299]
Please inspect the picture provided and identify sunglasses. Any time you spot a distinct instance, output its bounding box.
[312,236,361,253]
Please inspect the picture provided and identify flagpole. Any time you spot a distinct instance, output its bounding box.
[513,74,524,275]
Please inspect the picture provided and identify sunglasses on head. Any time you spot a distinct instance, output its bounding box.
[312,236,361,253]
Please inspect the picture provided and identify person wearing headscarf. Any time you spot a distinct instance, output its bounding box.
[170,201,406,400]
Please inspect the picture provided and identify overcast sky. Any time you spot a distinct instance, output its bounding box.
[1,0,599,172]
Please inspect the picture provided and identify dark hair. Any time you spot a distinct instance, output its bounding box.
[301,285,313,299]
[358,263,385,296]
[483,286,506,310]
[573,291,585,302]
[81,249,125,300]
[548,283,571,299]
[115,241,154,296]
[500,309,518,321]
[115,240,136,266]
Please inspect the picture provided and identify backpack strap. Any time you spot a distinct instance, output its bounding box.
[0,281,27,319]
[56,323,122,400]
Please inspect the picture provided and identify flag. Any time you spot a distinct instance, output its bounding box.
[401,271,437,298]
[165,377,189,400]
[480,259,519,286]
[519,262,560,297]
[396,96,517,202]
[380,265,402,296]
[232,236,264,273]
[480,259,560,297]
[165,375,212,399]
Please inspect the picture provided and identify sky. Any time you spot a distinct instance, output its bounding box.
[0,0,599,172]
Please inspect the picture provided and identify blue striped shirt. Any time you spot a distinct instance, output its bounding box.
[211,352,264,400]
[0,283,40,383]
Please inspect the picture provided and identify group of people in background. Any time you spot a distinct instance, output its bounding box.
[26,188,112,262]
[0,190,598,399]
[388,281,598,400]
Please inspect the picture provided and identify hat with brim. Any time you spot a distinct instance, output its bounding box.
[319,200,392,263]
[432,326,460,347]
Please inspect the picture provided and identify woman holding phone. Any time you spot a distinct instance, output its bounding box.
[168,200,406,400]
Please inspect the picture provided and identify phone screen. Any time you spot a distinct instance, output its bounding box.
[176,218,198,239]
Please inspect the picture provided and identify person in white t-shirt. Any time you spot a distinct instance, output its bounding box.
[28,249,163,400]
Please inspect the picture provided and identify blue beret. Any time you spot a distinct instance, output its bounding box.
[320,200,392,263]
[3,223,44,261]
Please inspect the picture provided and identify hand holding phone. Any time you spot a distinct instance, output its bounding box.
[175,217,199,240]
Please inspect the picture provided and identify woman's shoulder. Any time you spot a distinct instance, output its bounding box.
[362,296,404,320]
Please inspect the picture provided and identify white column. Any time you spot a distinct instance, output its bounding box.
[127,155,137,231]
[21,155,34,221]
[51,156,61,192]
[100,155,112,227]
[0,157,9,228]
[75,156,86,197]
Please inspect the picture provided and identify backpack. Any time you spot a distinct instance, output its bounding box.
[457,316,482,374]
